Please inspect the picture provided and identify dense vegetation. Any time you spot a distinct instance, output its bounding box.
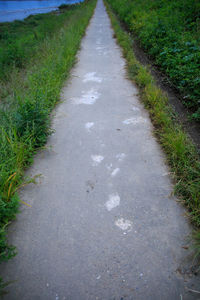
[106,0,200,121]
[0,0,96,264]
[105,0,200,257]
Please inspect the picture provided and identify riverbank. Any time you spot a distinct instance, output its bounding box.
[0,3,84,81]
[0,0,83,23]
[0,0,96,269]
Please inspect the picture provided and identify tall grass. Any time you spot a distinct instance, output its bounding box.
[0,0,96,263]
[104,0,200,258]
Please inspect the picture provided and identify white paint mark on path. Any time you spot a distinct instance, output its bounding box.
[111,168,120,177]
[83,72,102,83]
[116,153,126,162]
[131,106,140,112]
[85,122,94,132]
[105,193,120,211]
[96,46,106,51]
[103,50,112,56]
[162,172,171,177]
[115,218,132,231]
[91,155,104,166]
[73,89,100,105]
[123,117,147,125]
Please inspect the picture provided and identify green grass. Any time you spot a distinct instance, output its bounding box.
[105,0,200,121]
[0,3,86,81]
[104,0,200,258]
[0,0,96,264]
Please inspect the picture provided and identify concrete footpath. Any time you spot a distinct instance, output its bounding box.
[1,0,198,299]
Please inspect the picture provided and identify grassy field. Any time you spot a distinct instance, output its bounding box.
[104,0,200,260]
[0,0,96,265]
[106,0,200,121]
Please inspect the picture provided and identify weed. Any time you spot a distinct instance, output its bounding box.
[192,231,200,264]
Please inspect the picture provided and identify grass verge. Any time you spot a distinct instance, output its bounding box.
[104,0,200,260]
[0,0,96,266]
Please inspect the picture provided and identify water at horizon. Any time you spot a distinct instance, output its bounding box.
[0,0,84,22]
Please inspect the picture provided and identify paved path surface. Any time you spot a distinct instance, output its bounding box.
[1,1,198,299]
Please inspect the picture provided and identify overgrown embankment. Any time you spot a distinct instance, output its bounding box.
[106,0,200,121]
[104,1,200,258]
[0,0,96,263]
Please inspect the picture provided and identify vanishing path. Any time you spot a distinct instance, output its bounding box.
[1,1,197,299]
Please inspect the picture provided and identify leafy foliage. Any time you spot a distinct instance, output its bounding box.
[106,0,200,121]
